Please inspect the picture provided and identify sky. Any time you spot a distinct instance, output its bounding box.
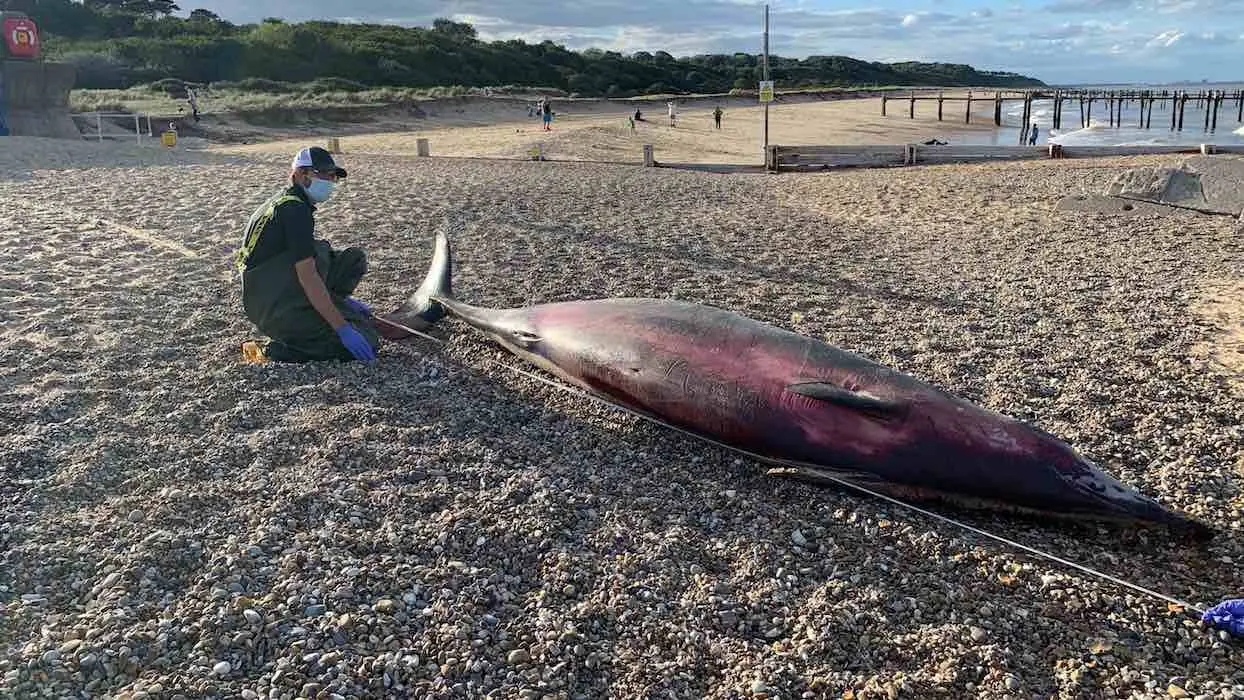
[185,0,1244,85]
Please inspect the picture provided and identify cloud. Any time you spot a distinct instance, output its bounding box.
[1045,0,1135,12]
[1145,29,1185,47]
[186,0,1244,84]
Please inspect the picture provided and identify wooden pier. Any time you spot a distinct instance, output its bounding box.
[881,88,1244,144]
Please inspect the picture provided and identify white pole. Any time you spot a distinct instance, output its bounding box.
[763,4,770,154]
[96,113,102,143]
[134,114,141,144]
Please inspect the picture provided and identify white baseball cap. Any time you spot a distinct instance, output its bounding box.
[291,146,347,178]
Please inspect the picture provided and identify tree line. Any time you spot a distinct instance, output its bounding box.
[2,0,1046,94]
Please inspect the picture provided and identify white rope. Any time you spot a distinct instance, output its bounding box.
[385,318,1208,616]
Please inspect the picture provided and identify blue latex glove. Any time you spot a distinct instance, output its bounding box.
[1202,599,1244,638]
[343,297,371,316]
[336,324,377,363]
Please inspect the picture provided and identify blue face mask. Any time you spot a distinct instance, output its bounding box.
[304,177,336,203]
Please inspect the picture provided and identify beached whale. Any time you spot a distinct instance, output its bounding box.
[382,233,1212,539]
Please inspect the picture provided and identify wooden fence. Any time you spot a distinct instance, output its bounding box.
[764,143,1244,172]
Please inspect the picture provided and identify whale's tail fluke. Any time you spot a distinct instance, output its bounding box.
[408,230,453,323]
[380,231,453,336]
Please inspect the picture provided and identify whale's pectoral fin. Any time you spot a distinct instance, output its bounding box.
[786,382,905,419]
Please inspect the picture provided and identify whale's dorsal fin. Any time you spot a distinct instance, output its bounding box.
[786,382,905,418]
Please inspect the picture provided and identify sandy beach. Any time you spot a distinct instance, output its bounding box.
[1,120,1243,700]
[212,94,1007,165]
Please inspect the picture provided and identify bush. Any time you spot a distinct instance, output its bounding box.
[60,50,133,90]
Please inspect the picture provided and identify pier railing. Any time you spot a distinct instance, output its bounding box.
[881,88,1244,145]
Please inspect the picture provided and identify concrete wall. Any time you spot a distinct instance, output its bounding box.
[0,60,80,138]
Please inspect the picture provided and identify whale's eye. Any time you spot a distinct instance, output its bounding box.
[512,330,542,346]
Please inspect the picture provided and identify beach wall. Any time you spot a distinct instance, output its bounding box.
[0,60,80,138]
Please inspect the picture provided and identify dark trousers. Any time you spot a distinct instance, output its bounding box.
[257,245,378,363]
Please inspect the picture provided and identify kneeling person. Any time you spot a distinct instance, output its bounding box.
[236,147,378,363]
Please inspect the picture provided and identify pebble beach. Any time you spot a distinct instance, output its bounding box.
[1,134,1243,699]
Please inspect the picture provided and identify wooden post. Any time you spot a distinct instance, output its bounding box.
[643,144,655,167]
[937,91,944,121]
[416,138,430,156]
[1146,94,1154,129]
[903,144,917,165]
[994,92,1002,126]
[1178,93,1186,131]
[1171,92,1178,130]
[882,95,887,116]
[1019,95,1031,145]
[1238,89,1243,122]
[1211,91,1221,131]
[1086,97,1093,128]
[1200,144,1216,155]
[965,91,972,124]
[909,91,915,119]
[1204,90,1212,131]
[1079,95,1086,128]
[1048,143,1063,159]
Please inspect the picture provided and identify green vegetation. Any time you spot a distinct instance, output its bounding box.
[6,0,1045,96]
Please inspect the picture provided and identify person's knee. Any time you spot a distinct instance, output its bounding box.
[337,247,369,278]
[339,247,367,267]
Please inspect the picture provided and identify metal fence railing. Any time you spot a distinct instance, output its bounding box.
[72,112,156,144]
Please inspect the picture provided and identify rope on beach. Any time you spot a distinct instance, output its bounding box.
[381,318,1244,638]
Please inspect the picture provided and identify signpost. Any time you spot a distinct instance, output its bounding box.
[761,4,770,154]
[2,13,41,60]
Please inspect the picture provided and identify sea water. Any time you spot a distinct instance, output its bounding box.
[949,82,1244,147]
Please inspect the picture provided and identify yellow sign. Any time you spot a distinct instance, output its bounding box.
[161,130,177,148]
[759,80,775,103]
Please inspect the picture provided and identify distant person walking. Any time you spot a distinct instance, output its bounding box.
[667,101,677,128]
[541,100,553,131]
[713,105,723,130]
[1029,122,1039,145]
[187,87,200,123]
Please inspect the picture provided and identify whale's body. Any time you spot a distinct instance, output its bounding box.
[384,233,1211,538]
